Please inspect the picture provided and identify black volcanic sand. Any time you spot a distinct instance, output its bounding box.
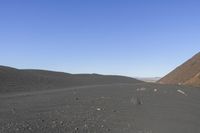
[0,83,200,133]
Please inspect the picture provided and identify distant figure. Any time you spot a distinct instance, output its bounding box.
[131,96,143,105]
[136,97,143,105]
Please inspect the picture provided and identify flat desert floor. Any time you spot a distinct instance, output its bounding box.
[0,83,200,133]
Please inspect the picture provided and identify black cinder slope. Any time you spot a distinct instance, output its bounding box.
[0,65,142,93]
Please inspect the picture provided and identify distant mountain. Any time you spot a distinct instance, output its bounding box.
[136,77,161,83]
[0,65,142,93]
[158,52,200,87]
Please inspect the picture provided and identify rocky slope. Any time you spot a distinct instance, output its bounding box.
[158,52,200,87]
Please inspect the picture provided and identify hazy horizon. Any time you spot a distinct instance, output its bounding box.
[0,0,200,77]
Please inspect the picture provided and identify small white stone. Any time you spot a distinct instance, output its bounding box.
[136,87,146,91]
[96,108,101,111]
[84,124,88,128]
[177,89,187,96]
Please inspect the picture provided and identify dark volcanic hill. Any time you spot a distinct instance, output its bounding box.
[158,52,200,87]
[0,65,142,93]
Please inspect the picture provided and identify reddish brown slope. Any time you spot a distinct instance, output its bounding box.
[184,72,200,86]
[158,52,200,86]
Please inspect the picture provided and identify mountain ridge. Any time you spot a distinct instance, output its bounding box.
[158,52,200,87]
[0,65,142,93]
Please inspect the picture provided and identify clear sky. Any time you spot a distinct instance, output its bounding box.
[0,0,200,77]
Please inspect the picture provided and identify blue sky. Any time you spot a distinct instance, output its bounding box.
[0,0,200,77]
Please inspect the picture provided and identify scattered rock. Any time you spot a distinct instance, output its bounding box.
[75,97,79,101]
[84,124,88,128]
[137,87,146,91]
[177,89,187,96]
[96,108,101,111]
[113,110,117,113]
[60,121,64,125]
[28,127,32,130]
[107,128,111,131]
